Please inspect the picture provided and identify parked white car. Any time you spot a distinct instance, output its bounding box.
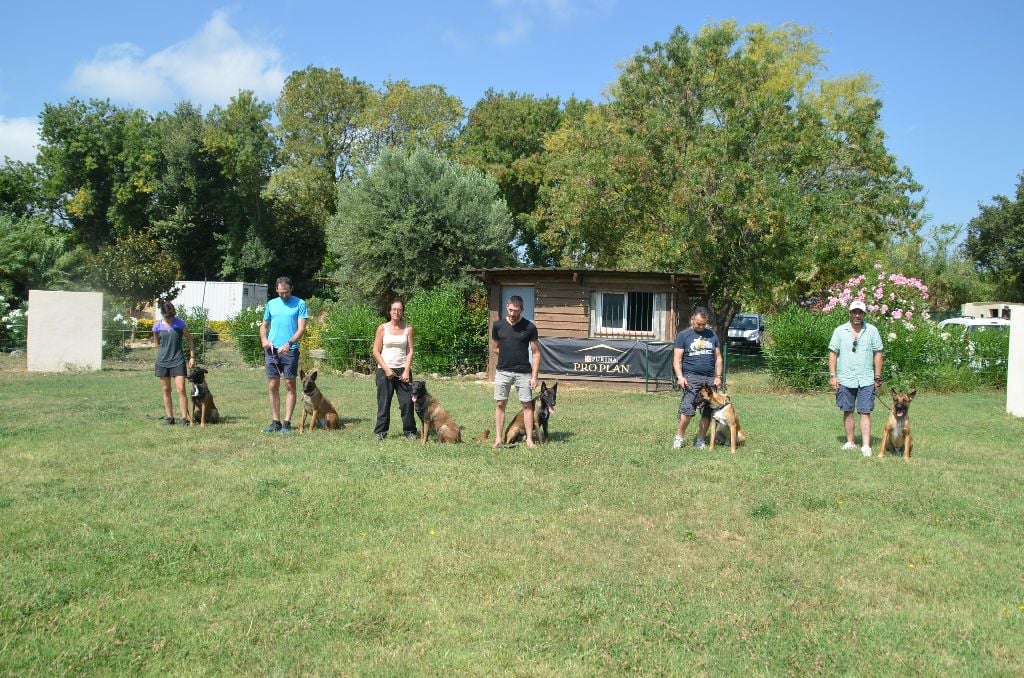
[937,317,1010,333]
[727,313,765,347]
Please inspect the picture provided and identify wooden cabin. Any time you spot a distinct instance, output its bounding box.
[474,268,706,383]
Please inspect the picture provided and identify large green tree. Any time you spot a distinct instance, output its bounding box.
[150,101,225,280]
[356,80,464,167]
[458,90,575,264]
[0,160,47,218]
[267,66,374,225]
[327,147,513,306]
[965,173,1024,301]
[202,91,278,284]
[536,22,921,334]
[36,98,157,250]
[0,214,89,298]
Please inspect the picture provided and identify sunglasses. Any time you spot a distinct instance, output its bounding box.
[852,337,859,353]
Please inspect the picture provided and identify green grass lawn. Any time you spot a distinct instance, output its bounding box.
[1,344,1022,675]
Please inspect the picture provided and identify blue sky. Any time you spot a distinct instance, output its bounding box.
[2,1,1021,235]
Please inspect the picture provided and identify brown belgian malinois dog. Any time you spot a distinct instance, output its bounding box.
[299,370,340,432]
[878,389,915,459]
[697,383,747,453]
[410,380,480,444]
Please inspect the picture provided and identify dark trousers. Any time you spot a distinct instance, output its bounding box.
[374,368,416,436]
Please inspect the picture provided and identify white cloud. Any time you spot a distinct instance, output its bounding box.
[490,0,614,46]
[69,10,285,109]
[0,116,40,162]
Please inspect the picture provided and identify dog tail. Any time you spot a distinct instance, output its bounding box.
[474,429,490,444]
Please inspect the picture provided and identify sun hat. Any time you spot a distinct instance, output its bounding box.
[848,300,867,312]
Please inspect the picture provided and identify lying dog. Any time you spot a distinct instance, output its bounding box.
[299,370,340,432]
[878,389,915,459]
[410,380,463,443]
[187,367,220,426]
[698,383,746,453]
[504,381,558,444]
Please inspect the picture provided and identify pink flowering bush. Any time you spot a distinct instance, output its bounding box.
[820,264,931,328]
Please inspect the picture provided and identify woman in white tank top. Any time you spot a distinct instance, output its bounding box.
[371,299,416,440]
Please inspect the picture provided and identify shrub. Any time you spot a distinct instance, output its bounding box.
[820,264,931,327]
[134,317,155,334]
[321,303,379,371]
[762,305,838,390]
[226,305,266,366]
[406,283,488,374]
[178,306,210,364]
[103,305,133,360]
[1,294,27,351]
[206,319,230,339]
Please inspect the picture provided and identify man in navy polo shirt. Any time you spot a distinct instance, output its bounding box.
[260,276,308,433]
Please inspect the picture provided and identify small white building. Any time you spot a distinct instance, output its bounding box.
[961,301,1015,320]
[161,281,268,321]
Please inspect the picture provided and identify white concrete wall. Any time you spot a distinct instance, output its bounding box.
[1007,304,1024,417]
[27,290,103,372]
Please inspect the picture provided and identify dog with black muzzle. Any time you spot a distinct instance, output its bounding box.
[187,367,220,426]
[299,369,340,432]
[878,389,915,459]
[697,383,746,453]
[410,380,467,443]
[504,381,558,444]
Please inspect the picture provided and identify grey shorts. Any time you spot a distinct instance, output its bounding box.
[678,375,714,417]
[265,349,299,379]
[836,384,875,414]
[494,370,533,402]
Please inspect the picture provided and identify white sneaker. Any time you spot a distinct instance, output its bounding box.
[694,438,707,450]
[841,442,857,450]
[861,445,873,457]
[672,435,686,449]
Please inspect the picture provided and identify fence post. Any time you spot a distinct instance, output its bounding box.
[1007,305,1024,417]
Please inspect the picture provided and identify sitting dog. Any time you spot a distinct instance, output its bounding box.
[187,367,220,427]
[698,383,746,453]
[410,380,463,443]
[299,370,340,432]
[878,389,915,459]
[504,381,558,444]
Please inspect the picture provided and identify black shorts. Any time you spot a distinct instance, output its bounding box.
[155,363,186,378]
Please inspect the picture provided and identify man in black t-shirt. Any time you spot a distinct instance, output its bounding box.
[491,295,541,448]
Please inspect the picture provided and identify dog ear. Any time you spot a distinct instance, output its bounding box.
[300,369,306,380]
[309,370,318,382]
[908,389,916,400]
[891,387,897,397]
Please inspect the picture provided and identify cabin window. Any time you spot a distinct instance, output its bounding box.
[591,291,665,338]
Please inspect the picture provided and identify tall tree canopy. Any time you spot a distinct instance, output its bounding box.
[356,80,464,167]
[326,147,513,306]
[37,98,157,250]
[536,22,922,331]
[965,172,1024,301]
[458,90,575,265]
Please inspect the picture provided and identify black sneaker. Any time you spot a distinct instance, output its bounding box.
[263,420,282,433]
[405,432,418,441]
[375,433,386,442]
[178,418,190,427]
[280,421,292,434]
[162,417,175,425]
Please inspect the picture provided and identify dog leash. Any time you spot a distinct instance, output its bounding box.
[873,390,892,411]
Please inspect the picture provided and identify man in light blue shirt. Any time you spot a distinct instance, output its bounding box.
[259,276,308,433]
[828,299,884,456]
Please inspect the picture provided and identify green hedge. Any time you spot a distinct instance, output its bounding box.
[226,304,266,366]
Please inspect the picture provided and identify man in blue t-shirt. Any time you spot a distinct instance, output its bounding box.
[672,307,723,449]
[259,276,308,433]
